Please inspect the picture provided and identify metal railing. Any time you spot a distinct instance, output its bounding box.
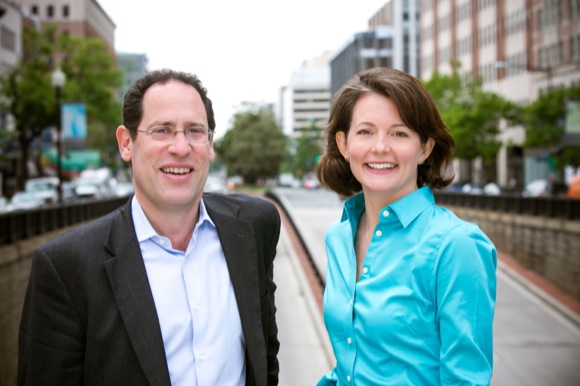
[433,192,580,220]
[0,196,129,246]
[1,193,578,248]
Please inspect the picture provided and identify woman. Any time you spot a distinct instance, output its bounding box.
[315,67,497,385]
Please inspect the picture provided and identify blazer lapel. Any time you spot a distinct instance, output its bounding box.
[204,196,267,379]
[103,201,171,386]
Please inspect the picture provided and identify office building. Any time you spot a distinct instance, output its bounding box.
[0,0,22,74]
[330,0,420,95]
[420,0,580,187]
[280,52,332,137]
[17,0,114,55]
[116,52,148,101]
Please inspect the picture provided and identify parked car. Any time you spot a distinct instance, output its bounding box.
[0,196,9,213]
[114,181,135,197]
[25,177,59,204]
[303,178,321,189]
[445,181,467,192]
[73,167,115,199]
[522,179,550,197]
[483,182,502,195]
[8,191,44,211]
[226,175,244,190]
[74,179,101,199]
[204,175,229,193]
[278,173,300,188]
[461,182,483,195]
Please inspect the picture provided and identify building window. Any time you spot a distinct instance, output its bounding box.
[31,5,38,15]
[1,26,16,52]
[63,5,69,18]
[47,5,54,18]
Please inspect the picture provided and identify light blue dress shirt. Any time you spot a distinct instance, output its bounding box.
[132,197,245,386]
[317,187,497,385]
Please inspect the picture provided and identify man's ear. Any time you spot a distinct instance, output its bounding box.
[116,125,133,162]
[209,142,215,162]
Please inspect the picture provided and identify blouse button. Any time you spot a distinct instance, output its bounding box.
[347,375,351,382]
[347,337,352,344]
[362,267,368,274]
[375,230,383,237]
[382,210,390,217]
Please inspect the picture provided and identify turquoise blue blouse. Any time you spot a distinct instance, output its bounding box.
[317,187,497,385]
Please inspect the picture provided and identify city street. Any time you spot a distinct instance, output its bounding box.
[271,187,580,385]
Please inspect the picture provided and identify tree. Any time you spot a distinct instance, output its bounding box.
[424,67,521,181]
[0,25,122,190]
[521,85,580,169]
[58,33,122,162]
[215,103,288,184]
[0,27,56,190]
[288,123,322,179]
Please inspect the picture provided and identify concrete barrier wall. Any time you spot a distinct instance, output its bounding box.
[449,206,580,301]
[0,226,81,386]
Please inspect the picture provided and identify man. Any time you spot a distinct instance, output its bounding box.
[18,69,280,386]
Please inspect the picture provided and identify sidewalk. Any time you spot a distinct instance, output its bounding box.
[274,204,333,385]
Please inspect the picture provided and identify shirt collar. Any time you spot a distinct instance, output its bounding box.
[131,196,215,243]
[341,186,435,229]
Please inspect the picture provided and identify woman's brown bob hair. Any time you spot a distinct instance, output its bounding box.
[316,67,455,197]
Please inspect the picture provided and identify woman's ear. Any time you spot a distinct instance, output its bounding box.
[420,138,435,164]
[336,131,348,160]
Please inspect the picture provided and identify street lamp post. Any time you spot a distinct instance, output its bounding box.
[51,67,66,203]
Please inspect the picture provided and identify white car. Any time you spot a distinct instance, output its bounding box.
[8,191,44,211]
[0,196,9,213]
[483,182,501,195]
[523,179,550,197]
[115,181,134,197]
[25,177,59,204]
[204,175,228,193]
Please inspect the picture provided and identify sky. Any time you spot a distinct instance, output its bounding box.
[97,0,388,137]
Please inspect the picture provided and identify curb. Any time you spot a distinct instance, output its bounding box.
[497,253,580,330]
[266,189,335,363]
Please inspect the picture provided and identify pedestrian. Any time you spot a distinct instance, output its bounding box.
[315,67,497,385]
[18,69,281,386]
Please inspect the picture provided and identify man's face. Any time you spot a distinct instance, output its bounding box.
[116,80,214,213]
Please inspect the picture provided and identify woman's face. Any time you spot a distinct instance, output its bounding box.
[336,92,434,203]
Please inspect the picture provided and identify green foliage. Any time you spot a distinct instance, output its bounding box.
[520,85,580,169]
[0,24,122,188]
[57,30,122,166]
[59,36,122,120]
[0,26,60,188]
[285,123,322,179]
[424,70,521,168]
[522,86,580,145]
[214,103,288,184]
[557,147,580,169]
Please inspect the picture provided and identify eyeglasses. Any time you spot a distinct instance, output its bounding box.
[137,126,213,145]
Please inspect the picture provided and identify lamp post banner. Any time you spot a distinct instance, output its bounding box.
[62,102,87,149]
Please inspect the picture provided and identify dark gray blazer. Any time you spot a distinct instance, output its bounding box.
[18,193,280,386]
